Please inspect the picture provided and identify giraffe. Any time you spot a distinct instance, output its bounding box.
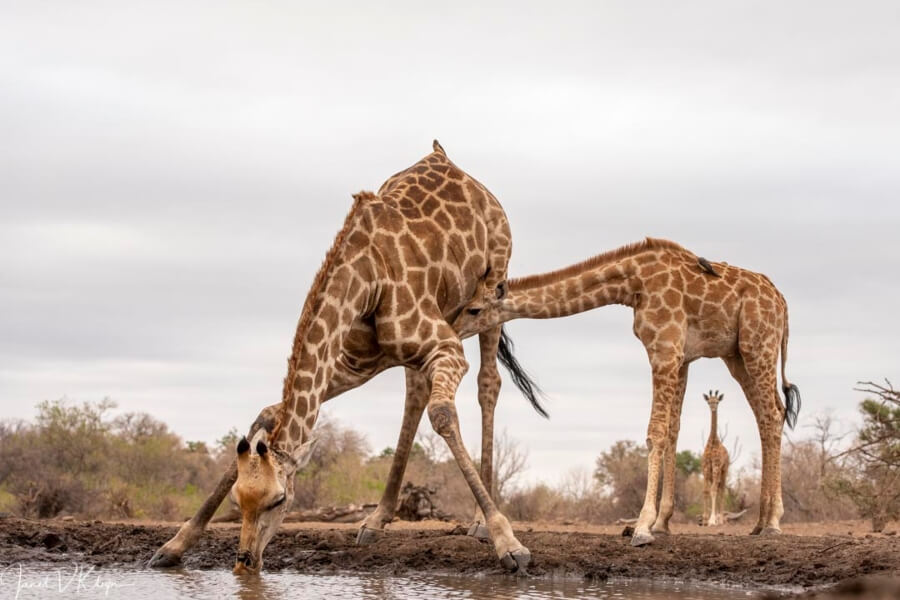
[150,141,538,574]
[452,237,801,547]
[700,390,729,527]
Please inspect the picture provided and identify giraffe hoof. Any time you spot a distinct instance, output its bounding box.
[500,548,531,574]
[355,525,381,546]
[650,527,670,536]
[760,527,782,537]
[467,523,490,541]
[631,532,655,547]
[148,548,182,568]
[749,526,763,536]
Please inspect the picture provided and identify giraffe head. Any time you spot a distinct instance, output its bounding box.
[451,278,509,338]
[231,430,317,574]
[703,389,724,409]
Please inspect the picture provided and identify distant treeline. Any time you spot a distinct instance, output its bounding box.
[1,384,897,530]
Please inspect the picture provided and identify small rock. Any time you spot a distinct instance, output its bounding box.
[41,532,65,550]
[621,526,635,537]
[61,516,75,522]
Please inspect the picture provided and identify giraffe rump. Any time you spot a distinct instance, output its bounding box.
[497,326,549,418]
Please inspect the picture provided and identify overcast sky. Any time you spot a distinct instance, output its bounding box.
[2,1,898,486]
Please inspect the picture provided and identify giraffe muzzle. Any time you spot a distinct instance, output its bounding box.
[235,550,256,570]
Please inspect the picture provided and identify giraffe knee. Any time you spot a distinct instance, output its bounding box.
[477,368,501,407]
[428,402,458,438]
[646,429,668,453]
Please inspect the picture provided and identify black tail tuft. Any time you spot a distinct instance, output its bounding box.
[783,384,801,429]
[497,326,549,419]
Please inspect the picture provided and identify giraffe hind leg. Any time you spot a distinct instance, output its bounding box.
[466,327,503,541]
[423,326,529,572]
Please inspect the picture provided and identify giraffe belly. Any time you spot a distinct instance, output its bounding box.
[684,326,737,362]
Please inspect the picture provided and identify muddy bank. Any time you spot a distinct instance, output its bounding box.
[1,517,898,593]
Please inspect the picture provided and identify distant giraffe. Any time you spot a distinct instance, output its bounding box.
[452,237,801,546]
[701,390,729,526]
[149,141,541,573]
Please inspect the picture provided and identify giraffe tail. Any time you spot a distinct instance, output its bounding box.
[780,302,801,429]
[497,325,549,418]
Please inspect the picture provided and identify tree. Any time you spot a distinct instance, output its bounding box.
[493,429,528,501]
[676,450,701,476]
[832,380,900,531]
[594,440,648,516]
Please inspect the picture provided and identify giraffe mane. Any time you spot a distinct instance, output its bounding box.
[508,237,688,291]
[270,191,375,443]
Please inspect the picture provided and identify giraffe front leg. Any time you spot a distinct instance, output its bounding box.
[701,478,711,526]
[149,460,237,567]
[717,470,729,527]
[652,365,688,535]
[424,346,530,573]
[469,327,502,541]
[357,369,428,545]
[632,360,680,547]
[708,476,720,526]
[652,443,677,535]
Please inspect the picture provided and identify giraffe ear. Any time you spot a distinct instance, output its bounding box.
[290,436,319,469]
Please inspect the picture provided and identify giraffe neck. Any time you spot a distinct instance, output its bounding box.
[708,407,719,444]
[502,255,640,321]
[271,259,373,456]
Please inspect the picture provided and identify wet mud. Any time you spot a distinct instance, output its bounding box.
[1,517,898,595]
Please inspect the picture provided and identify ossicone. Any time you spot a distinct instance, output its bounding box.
[237,437,250,455]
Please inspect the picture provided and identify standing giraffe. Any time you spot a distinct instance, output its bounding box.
[149,142,539,574]
[452,237,801,547]
[701,390,729,526]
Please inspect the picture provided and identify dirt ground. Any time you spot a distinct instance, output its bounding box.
[1,516,899,597]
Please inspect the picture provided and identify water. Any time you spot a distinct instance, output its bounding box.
[0,564,761,600]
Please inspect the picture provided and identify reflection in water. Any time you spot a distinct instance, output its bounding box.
[3,564,761,599]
